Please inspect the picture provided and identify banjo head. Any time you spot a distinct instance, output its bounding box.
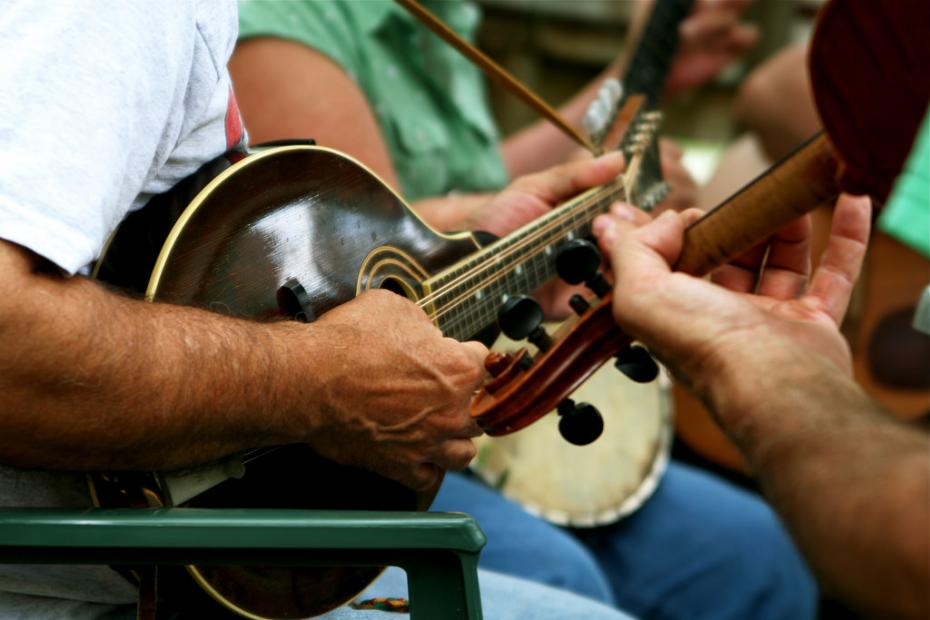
[471,326,673,527]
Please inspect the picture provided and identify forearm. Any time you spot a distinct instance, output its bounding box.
[0,249,319,472]
[706,346,930,619]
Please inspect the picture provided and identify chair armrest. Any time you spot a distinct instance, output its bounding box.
[0,508,485,619]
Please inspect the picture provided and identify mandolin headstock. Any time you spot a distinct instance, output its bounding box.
[589,91,669,212]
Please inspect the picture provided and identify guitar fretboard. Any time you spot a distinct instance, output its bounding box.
[623,0,695,108]
[421,179,626,341]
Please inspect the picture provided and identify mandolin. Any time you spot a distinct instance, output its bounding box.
[89,100,665,619]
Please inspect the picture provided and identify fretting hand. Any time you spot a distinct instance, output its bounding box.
[302,289,488,491]
[464,152,625,238]
[592,194,871,394]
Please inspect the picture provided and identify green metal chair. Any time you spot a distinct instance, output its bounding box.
[0,508,485,619]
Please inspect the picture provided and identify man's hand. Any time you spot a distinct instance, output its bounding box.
[592,194,871,394]
[303,289,487,491]
[666,0,758,96]
[464,152,625,237]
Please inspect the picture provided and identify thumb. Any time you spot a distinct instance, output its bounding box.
[520,152,625,205]
[600,211,687,290]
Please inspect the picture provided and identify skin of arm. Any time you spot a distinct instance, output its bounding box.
[0,240,489,491]
[0,150,623,489]
[593,196,930,619]
[229,38,499,234]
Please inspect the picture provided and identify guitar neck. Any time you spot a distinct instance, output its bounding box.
[422,180,626,341]
[623,0,696,108]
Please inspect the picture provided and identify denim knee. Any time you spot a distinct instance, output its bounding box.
[433,472,615,605]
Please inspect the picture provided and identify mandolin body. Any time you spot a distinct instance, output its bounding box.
[92,145,483,619]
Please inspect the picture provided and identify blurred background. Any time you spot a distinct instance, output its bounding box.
[477,0,821,182]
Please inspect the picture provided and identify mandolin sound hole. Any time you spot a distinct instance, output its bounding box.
[378,276,416,300]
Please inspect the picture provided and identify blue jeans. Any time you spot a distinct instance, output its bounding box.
[432,462,817,620]
[7,568,632,620]
[336,566,633,620]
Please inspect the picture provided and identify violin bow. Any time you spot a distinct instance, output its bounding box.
[393,0,601,155]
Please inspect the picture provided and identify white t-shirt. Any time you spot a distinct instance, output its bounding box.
[0,0,244,275]
[0,1,243,617]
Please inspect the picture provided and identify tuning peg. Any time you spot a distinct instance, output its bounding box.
[557,399,604,446]
[599,78,623,105]
[638,181,672,212]
[276,278,316,323]
[583,79,624,143]
[569,293,590,316]
[614,344,659,383]
[582,98,610,140]
[498,295,552,352]
[555,239,611,297]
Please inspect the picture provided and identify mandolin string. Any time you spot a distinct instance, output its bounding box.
[420,174,631,322]
[413,187,606,309]
[414,115,648,316]
[420,179,628,328]
[415,180,621,312]
[420,151,645,328]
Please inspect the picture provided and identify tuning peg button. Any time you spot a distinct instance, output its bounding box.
[277,278,315,323]
[498,295,543,341]
[555,239,612,297]
[557,399,604,446]
[614,345,659,383]
[569,294,590,316]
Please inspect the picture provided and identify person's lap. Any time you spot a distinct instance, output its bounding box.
[432,470,616,604]
[0,568,631,620]
[434,463,817,620]
[336,566,631,620]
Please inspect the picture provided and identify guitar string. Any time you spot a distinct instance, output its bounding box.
[409,112,644,310]
[430,185,621,336]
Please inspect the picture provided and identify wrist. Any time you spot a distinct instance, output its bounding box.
[697,333,856,468]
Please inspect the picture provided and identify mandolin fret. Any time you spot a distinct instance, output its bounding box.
[425,180,625,340]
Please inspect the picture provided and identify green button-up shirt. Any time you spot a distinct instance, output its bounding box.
[238,0,510,202]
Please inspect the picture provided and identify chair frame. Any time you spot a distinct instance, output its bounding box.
[0,507,485,619]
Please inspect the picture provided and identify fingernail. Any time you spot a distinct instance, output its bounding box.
[599,151,625,167]
[593,215,619,245]
[610,202,636,221]
[592,214,617,237]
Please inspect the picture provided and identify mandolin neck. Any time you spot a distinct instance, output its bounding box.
[421,179,626,340]
[676,132,840,275]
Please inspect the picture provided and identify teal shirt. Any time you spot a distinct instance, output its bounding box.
[878,109,930,259]
[238,0,509,202]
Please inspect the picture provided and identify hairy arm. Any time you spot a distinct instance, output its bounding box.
[595,197,929,618]
[0,241,310,471]
[0,241,487,490]
[710,347,929,620]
